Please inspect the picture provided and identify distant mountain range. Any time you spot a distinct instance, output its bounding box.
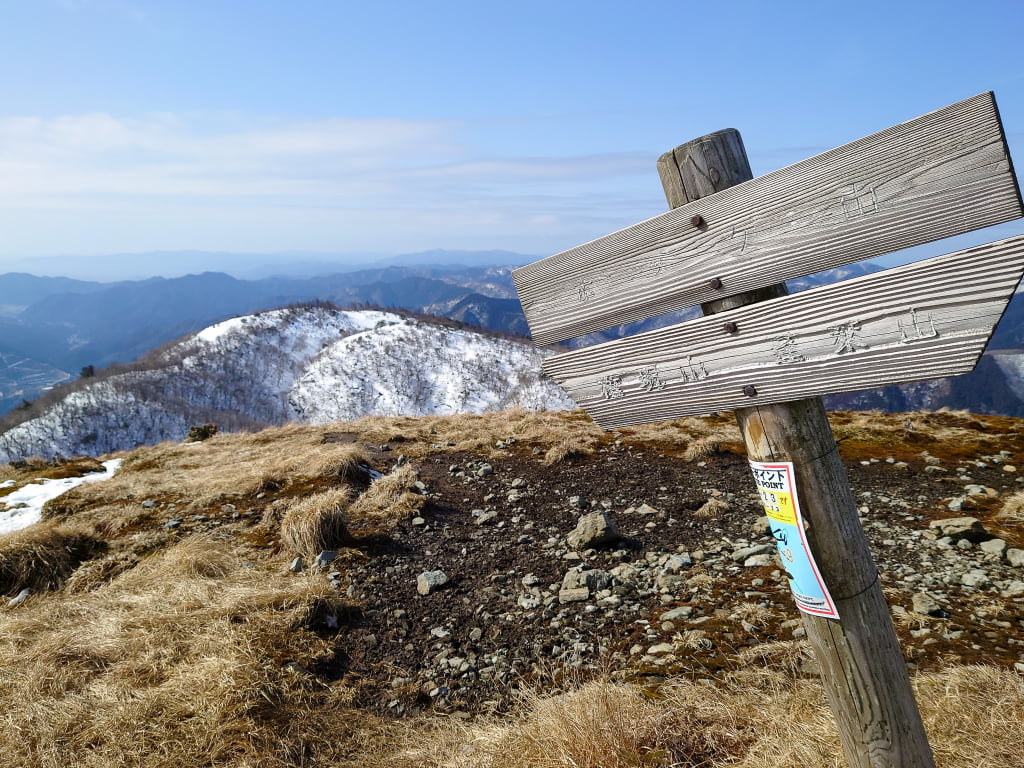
[0,259,530,413]
[0,306,573,463]
[2,252,1023,450]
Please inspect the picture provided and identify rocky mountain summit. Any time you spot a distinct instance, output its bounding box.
[1,408,1023,766]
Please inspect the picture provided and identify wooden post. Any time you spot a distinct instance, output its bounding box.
[658,132,937,768]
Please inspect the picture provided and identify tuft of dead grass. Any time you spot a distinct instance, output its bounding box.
[305,444,370,481]
[348,464,424,526]
[0,522,103,595]
[542,438,596,466]
[684,437,721,462]
[997,491,1024,523]
[389,678,753,768]
[694,497,730,519]
[384,662,1024,768]
[280,487,353,556]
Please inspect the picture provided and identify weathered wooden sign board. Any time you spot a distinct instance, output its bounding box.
[513,92,1023,768]
[513,92,1021,344]
[543,234,1024,428]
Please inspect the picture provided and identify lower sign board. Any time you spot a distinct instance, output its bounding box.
[750,460,838,618]
[542,234,1024,429]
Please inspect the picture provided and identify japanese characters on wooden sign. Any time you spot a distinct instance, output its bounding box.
[512,93,1024,429]
[512,92,1022,346]
[541,236,1024,429]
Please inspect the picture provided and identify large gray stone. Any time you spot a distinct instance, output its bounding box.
[927,517,989,542]
[561,567,612,593]
[911,592,947,617]
[567,511,621,550]
[732,544,773,563]
[417,570,449,595]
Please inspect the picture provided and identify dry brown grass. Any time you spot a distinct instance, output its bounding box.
[280,487,353,556]
[694,497,730,519]
[997,491,1024,523]
[0,521,102,595]
[388,678,753,768]
[683,437,721,462]
[543,437,597,465]
[348,464,424,526]
[384,662,1024,768]
[0,534,384,768]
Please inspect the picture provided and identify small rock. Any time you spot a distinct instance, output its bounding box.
[731,544,773,563]
[521,573,540,587]
[1007,548,1024,568]
[911,592,948,618]
[635,503,659,516]
[6,588,30,608]
[561,567,612,593]
[659,606,694,623]
[927,517,989,542]
[518,594,542,610]
[660,553,692,573]
[476,464,494,478]
[288,556,304,573]
[647,643,675,655]
[558,587,590,604]
[960,569,991,588]
[1002,580,1024,598]
[567,511,621,550]
[1004,464,1017,473]
[417,570,449,595]
[314,551,337,568]
[475,511,498,526]
[980,538,1007,556]
[142,499,157,508]
[744,554,773,567]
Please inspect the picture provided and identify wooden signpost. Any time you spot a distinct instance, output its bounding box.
[512,92,1024,768]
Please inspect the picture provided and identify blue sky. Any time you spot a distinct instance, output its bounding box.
[1,0,1023,275]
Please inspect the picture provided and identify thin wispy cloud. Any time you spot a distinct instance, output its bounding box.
[0,112,657,256]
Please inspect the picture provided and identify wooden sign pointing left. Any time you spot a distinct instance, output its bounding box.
[513,92,1022,344]
[542,235,1024,430]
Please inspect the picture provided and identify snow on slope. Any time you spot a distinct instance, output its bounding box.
[0,307,574,462]
[290,317,573,421]
[0,459,122,534]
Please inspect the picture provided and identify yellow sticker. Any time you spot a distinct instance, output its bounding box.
[749,460,839,619]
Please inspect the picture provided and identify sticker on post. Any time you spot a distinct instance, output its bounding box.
[749,460,839,619]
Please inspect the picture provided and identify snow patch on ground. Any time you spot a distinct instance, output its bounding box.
[0,459,122,535]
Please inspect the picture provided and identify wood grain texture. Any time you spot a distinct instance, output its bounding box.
[544,235,1024,429]
[658,126,936,767]
[513,92,1023,344]
[738,401,936,767]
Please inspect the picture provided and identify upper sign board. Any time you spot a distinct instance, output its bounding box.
[513,92,1023,344]
[542,235,1024,429]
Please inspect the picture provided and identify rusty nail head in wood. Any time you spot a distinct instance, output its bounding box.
[723,321,738,334]
[742,385,758,397]
[708,277,723,290]
[690,214,705,228]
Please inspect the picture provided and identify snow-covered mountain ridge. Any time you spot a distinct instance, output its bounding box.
[0,307,574,462]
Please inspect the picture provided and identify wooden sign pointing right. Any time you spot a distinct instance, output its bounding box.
[513,92,1022,344]
[542,235,1024,429]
